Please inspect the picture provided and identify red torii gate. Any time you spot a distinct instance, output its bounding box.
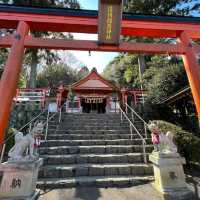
[0,3,200,147]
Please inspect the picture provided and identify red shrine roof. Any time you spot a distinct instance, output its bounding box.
[71,68,118,91]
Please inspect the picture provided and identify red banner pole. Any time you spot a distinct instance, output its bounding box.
[0,21,29,148]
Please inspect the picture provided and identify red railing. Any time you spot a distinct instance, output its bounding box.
[14,88,50,108]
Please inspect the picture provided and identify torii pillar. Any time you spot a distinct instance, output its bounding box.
[0,21,29,148]
[179,31,200,126]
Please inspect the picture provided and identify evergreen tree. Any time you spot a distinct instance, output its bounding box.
[123,0,200,75]
[0,0,80,88]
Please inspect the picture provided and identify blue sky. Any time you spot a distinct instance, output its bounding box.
[78,0,98,10]
[64,0,118,73]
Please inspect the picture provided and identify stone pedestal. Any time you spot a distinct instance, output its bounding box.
[0,158,43,200]
[149,152,194,200]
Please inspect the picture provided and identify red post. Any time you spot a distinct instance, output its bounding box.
[0,21,29,148]
[179,31,200,124]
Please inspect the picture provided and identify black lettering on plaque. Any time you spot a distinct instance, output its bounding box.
[10,178,21,189]
[169,171,177,180]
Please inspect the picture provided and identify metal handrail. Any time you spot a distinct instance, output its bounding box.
[0,109,48,163]
[44,111,58,141]
[125,103,148,139]
[44,104,65,141]
[117,103,147,164]
[59,105,62,123]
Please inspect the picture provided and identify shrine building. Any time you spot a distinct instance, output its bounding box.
[56,68,145,113]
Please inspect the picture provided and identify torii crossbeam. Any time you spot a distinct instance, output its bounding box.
[0,3,200,147]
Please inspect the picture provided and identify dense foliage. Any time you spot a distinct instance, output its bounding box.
[37,63,79,95]
[103,54,188,102]
[124,0,199,16]
[0,0,80,88]
[143,62,188,103]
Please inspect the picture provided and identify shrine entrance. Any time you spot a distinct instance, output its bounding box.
[81,97,107,114]
[0,1,200,147]
[59,68,120,114]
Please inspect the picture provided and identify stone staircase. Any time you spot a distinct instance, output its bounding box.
[37,113,154,189]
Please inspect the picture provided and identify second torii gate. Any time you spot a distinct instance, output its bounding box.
[0,1,200,147]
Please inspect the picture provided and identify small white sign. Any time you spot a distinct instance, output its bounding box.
[48,103,57,113]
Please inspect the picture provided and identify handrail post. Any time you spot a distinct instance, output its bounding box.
[131,110,134,123]
[144,124,147,139]
[45,110,50,141]
[29,122,32,134]
[0,143,6,163]
[130,123,133,140]
[142,140,147,164]
[120,110,123,122]
[59,106,62,123]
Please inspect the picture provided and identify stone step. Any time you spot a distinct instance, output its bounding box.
[47,129,146,135]
[61,117,122,121]
[60,119,123,124]
[39,163,153,178]
[53,120,132,124]
[49,123,132,127]
[59,119,143,124]
[41,139,152,147]
[54,121,144,125]
[48,126,131,130]
[37,175,154,189]
[46,133,149,140]
[38,145,153,155]
[61,113,119,116]
[52,119,128,122]
[56,126,145,131]
[41,153,148,165]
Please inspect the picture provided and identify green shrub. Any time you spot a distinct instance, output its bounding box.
[152,120,200,165]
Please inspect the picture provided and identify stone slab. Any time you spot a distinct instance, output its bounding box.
[0,159,43,199]
[162,187,196,200]
[0,190,40,200]
[149,153,195,200]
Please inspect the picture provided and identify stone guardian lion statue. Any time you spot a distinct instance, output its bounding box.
[8,122,44,162]
[148,121,177,154]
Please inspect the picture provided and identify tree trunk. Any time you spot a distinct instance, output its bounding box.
[28,49,38,88]
[138,54,146,74]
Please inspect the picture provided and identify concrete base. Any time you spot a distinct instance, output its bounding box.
[0,158,43,200]
[151,182,195,200]
[149,152,195,200]
[162,188,195,200]
[0,190,40,200]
